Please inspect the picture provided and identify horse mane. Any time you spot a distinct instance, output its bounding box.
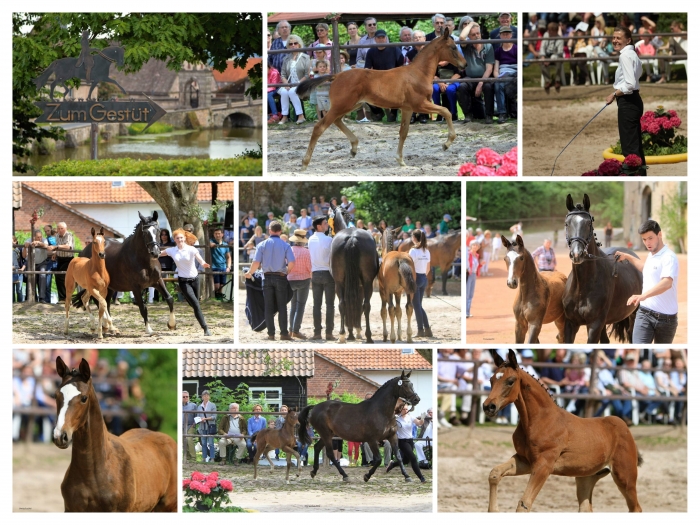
[410,35,445,69]
[497,361,556,404]
[383,227,395,254]
[373,375,400,397]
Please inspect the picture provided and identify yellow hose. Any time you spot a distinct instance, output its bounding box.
[602,148,687,164]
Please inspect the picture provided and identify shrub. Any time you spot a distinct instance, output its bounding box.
[38,157,262,177]
[127,122,174,135]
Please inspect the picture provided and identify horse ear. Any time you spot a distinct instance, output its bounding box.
[99,227,104,236]
[516,235,524,247]
[138,211,146,222]
[507,349,519,369]
[152,210,158,221]
[79,358,91,381]
[405,370,412,379]
[392,226,402,236]
[91,227,96,237]
[56,356,68,378]
[501,235,510,247]
[490,350,504,367]
[583,194,591,211]
[566,194,574,212]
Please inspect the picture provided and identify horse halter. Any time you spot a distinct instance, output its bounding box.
[565,208,602,259]
[395,379,419,412]
[141,222,161,250]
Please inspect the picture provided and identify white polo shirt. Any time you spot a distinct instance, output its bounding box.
[308,231,332,272]
[409,247,431,274]
[640,244,678,315]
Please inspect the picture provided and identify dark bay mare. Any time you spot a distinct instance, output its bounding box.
[77,211,175,336]
[562,194,642,343]
[298,370,420,482]
[33,45,127,101]
[378,226,416,343]
[329,204,379,343]
[53,356,177,511]
[501,235,567,344]
[483,350,642,512]
[296,32,467,169]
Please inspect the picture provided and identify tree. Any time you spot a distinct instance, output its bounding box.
[137,181,205,242]
[416,349,433,365]
[13,13,262,172]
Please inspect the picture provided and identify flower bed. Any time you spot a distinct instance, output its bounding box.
[458,146,517,176]
[608,106,687,161]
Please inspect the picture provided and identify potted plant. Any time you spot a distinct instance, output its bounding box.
[183,471,240,512]
[581,154,647,176]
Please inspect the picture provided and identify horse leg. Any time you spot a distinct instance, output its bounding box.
[325,441,350,481]
[336,284,346,344]
[302,107,342,170]
[282,445,301,482]
[364,441,383,482]
[415,100,457,150]
[611,449,643,512]
[380,296,389,342]
[91,289,107,339]
[564,319,580,344]
[253,440,259,480]
[64,273,75,334]
[442,270,449,296]
[389,435,411,481]
[554,315,566,344]
[586,320,605,344]
[101,77,127,95]
[395,107,412,166]
[363,281,374,344]
[132,288,152,335]
[154,278,176,330]
[488,454,531,512]
[575,469,610,512]
[333,116,359,158]
[600,329,610,344]
[526,322,543,344]
[514,318,528,344]
[405,293,414,343]
[82,290,97,333]
[388,296,396,343]
[394,293,403,342]
[310,439,324,479]
[516,461,555,512]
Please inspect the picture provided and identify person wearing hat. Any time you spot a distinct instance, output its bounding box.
[519,349,539,377]
[339,49,351,71]
[365,28,403,122]
[307,216,335,340]
[494,26,518,124]
[283,206,295,223]
[439,214,452,235]
[489,13,518,44]
[287,229,312,339]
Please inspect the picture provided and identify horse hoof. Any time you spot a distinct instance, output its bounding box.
[363,474,371,483]
[343,476,350,483]
[443,143,449,151]
[404,477,412,482]
[310,471,316,479]
[366,337,374,344]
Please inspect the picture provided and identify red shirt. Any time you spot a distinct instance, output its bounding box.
[287,246,311,280]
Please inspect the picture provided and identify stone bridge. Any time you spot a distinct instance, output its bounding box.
[158,99,262,129]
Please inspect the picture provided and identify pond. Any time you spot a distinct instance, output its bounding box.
[27,127,262,170]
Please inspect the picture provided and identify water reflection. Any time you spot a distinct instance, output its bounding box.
[28,127,262,170]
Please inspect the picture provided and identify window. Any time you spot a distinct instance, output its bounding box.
[249,387,282,411]
[111,181,125,188]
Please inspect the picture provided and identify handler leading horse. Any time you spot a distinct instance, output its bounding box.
[296,32,466,169]
[562,194,642,343]
[484,350,642,513]
[53,356,177,511]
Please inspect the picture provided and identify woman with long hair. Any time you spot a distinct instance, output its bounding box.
[385,404,426,483]
[344,22,361,66]
[409,229,432,338]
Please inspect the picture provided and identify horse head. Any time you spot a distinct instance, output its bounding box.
[91,227,106,259]
[53,357,93,449]
[138,211,161,259]
[434,30,466,69]
[396,370,420,411]
[483,350,521,417]
[381,226,402,255]
[502,234,526,289]
[285,410,299,428]
[104,45,125,68]
[329,204,350,234]
[565,194,595,265]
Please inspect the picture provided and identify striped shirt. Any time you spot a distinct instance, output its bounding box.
[55,231,74,258]
[287,246,312,281]
[531,246,557,271]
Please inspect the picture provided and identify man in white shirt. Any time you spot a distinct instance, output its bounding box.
[307,216,335,340]
[615,219,678,343]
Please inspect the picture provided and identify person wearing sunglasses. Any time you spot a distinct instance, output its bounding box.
[279,34,310,124]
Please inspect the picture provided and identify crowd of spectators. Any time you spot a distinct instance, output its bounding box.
[524,13,687,91]
[268,13,518,125]
[437,348,687,428]
[13,349,147,443]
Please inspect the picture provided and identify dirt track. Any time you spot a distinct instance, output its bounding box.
[267,119,516,176]
[12,300,233,344]
[523,85,687,176]
[238,280,462,344]
[13,442,69,512]
[466,233,687,344]
[184,462,432,512]
[438,424,687,512]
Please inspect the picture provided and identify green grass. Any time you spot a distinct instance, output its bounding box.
[127,122,174,135]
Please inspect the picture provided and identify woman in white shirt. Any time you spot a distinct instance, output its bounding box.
[385,404,426,482]
[605,26,645,173]
[160,231,212,336]
[408,229,432,338]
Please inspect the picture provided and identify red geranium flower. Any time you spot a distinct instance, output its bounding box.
[183,479,191,488]
[472,164,498,176]
[205,479,218,489]
[191,471,205,481]
[623,154,642,168]
[581,170,598,176]
[190,481,211,494]
[647,121,661,134]
[206,472,219,482]
[597,159,622,176]
[458,162,477,176]
[220,479,234,492]
[497,161,518,176]
[501,146,518,165]
[669,116,682,127]
[668,109,678,118]
[475,147,502,166]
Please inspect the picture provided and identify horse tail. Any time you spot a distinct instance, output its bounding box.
[343,237,363,328]
[296,74,337,100]
[297,406,313,446]
[250,431,258,444]
[637,448,644,467]
[399,259,416,295]
[34,62,56,90]
[607,316,631,343]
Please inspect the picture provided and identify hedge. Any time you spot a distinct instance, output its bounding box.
[38,157,262,177]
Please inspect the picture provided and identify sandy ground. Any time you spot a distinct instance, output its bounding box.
[267,119,516,176]
[12,300,233,344]
[184,462,432,512]
[466,230,687,344]
[238,280,461,344]
[438,424,687,512]
[523,85,687,176]
[13,442,69,512]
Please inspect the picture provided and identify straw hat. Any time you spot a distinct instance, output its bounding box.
[289,229,309,243]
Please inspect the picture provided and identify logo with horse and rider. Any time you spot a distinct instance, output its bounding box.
[33,30,165,130]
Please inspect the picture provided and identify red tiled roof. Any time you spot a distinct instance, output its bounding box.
[22,182,233,205]
[212,58,262,83]
[182,349,314,378]
[317,350,432,371]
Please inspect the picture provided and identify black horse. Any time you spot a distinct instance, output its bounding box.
[562,194,643,343]
[77,211,175,336]
[298,370,420,483]
[329,204,379,343]
[33,45,127,101]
